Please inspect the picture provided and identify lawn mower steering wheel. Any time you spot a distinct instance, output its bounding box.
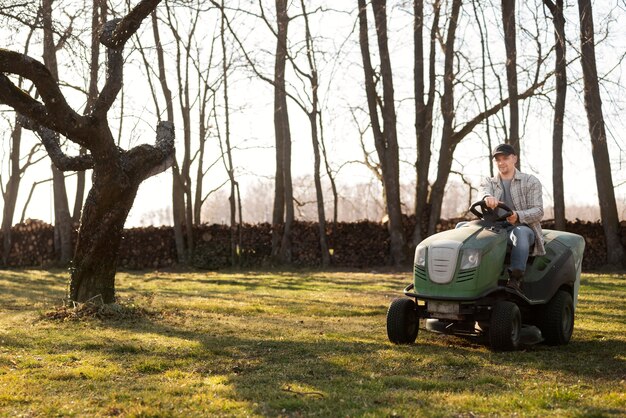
[469,200,514,222]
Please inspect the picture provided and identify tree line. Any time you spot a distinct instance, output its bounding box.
[0,0,624,304]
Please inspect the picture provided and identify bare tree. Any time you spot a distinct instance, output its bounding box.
[577,0,624,266]
[217,0,243,265]
[427,0,462,236]
[502,0,520,163]
[0,0,174,303]
[544,0,567,230]
[358,0,406,265]
[149,9,188,263]
[0,11,46,264]
[411,0,440,246]
[287,0,331,266]
[425,0,553,236]
[1,122,45,264]
[164,1,199,257]
[42,0,73,264]
[72,0,108,224]
[271,0,295,264]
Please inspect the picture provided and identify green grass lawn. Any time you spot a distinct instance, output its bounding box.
[0,269,624,417]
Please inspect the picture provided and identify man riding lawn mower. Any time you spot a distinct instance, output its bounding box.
[386,144,585,350]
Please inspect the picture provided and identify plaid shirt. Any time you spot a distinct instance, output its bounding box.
[480,168,546,256]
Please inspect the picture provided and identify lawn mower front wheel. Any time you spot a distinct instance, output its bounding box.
[387,298,419,344]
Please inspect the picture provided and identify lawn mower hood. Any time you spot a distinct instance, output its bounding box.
[413,222,507,299]
[412,221,585,305]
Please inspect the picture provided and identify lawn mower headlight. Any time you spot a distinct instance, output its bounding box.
[460,249,481,270]
[414,245,427,267]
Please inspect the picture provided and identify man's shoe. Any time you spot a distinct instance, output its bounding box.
[506,269,524,293]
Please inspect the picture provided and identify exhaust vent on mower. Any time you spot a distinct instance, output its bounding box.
[427,240,462,284]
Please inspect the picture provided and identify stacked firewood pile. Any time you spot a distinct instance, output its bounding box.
[330,220,390,267]
[0,219,56,266]
[0,218,623,270]
[192,223,237,269]
[119,226,177,269]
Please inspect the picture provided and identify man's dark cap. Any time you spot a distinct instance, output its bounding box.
[492,143,516,158]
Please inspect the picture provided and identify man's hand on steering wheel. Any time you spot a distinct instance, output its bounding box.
[469,199,514,222]
[484,196,499,209]
[484,196,519,224]
[506,211,519,224]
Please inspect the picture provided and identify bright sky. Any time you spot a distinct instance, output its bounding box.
[1,1,625,227]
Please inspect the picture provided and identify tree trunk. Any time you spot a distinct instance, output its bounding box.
[310,112,331,267]
[272,0,293,264]
[411,0,439,247]
[545,0,567,230]
[358,0,406,265]
[69,173,137,303]
[502,0,520,165]
[52,166,73,263]
[172,165,188,262]
[577,0,624,266]
[300,0,330,267]
[42,0,73,264]
[220,0,241,266]
[151,11,187,263]
[319,119,338,231]
[2,124,22,264]
[427,0,461,236]
[74,0,107,224]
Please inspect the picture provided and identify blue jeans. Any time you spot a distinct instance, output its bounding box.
[507,224,535,272]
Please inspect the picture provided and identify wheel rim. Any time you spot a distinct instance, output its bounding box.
[405,307,418,335]
[562,304,573,336]
[511,312,521,344]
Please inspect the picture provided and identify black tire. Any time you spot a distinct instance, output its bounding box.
[489,301,521,351]
[387,298,419,344]
[540,290,574,345]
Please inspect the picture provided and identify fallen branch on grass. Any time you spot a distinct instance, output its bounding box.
[282,385,325,398]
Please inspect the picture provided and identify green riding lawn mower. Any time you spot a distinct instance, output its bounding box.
[387,201,585,351]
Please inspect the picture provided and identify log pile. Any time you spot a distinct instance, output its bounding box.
[192,223,236,269]
[0,218,622,270]
[0,219,56,266]
[119,226,177,269]
[330,220,389,267]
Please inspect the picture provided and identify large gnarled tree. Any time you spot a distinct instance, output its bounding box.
[0,0,174,303]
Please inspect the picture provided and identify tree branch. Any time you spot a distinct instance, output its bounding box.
[99,0,162,49]
[17,114,95,171]
[0,51,88,143]
[451,70,555,143]
[93,27,124,117]
[125,121,175,181]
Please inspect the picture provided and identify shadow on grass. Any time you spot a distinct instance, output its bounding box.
[0,270,66,308]
[2,269,624,416]
[25,307,619,417]
[71,320,509,415]
[119,269,408,294]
